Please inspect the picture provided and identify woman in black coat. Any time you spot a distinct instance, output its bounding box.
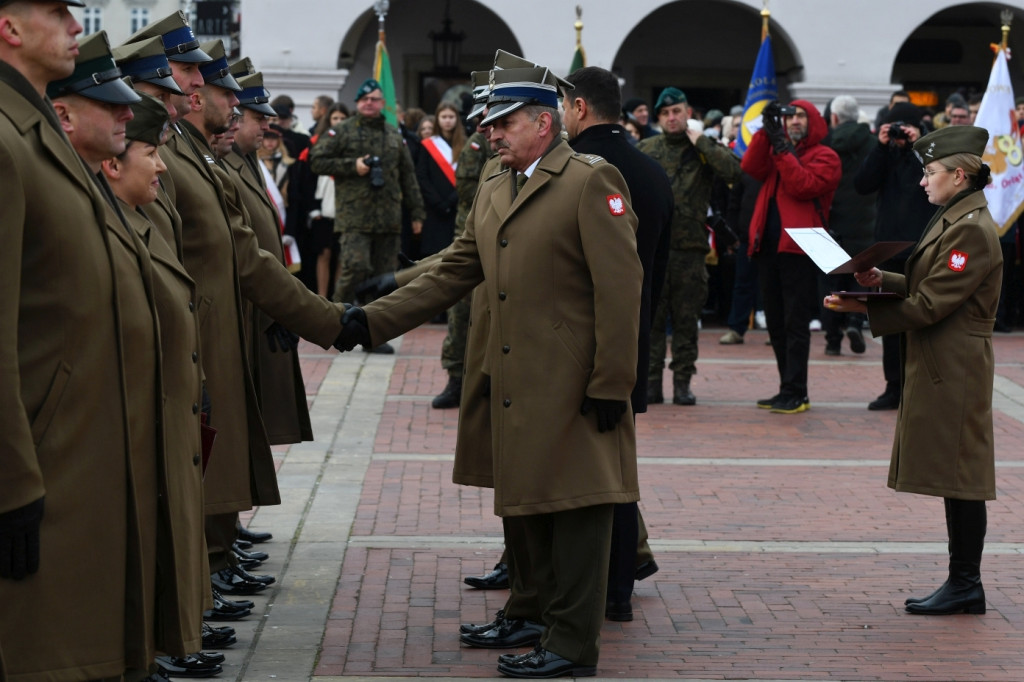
[415,101,466,257]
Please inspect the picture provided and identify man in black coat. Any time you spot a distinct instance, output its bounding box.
[563,66,674,621]
[854,102,934,410]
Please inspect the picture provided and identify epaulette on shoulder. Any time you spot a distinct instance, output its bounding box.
[571,152,606,167]
[484,167,511,183]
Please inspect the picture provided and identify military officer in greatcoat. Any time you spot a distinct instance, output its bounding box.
[336,64,643,679]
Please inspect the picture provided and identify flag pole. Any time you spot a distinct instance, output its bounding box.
[1000,8,1012,50]
[761,0,770,41]
[569,5,586,73]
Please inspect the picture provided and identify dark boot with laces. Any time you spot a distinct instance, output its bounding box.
[431,374,462,409]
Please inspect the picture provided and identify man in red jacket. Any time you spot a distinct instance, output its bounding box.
[742,99,840,413]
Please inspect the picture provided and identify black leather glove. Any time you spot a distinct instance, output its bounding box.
[761,103,789,153]
[0,497,44,580]
[396,252,416,269]
[334,306,371,351]
[580,397,628,433]
[265,322,299,352]
[353,272,398,305]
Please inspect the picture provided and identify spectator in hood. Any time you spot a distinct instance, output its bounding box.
[623,96,658,139]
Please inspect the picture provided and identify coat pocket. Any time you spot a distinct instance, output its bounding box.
[197,295,213,331]
[552,320,591,374]
[920,334,942,384]
[31,361,72,446]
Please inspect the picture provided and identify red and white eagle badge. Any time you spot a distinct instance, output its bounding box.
[948,250,968,272]
[607,194,625,216]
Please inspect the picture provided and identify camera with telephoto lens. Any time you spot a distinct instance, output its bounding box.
[366,155,385,188]
[887,122,908,142]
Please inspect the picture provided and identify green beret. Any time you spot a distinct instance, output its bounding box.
[355,78,381,101]
[47,31,140,105]
[654,87,687,114]
[913,125,989,164]
[125,92,170,147]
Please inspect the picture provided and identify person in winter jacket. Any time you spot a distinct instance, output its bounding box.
[742,99,841,414]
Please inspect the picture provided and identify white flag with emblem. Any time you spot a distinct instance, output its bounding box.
[976,46,1024,235]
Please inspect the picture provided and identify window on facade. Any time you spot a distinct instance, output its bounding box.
[130,8,150,34]
[83,7,102,34]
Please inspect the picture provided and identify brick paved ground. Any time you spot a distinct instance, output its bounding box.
[241,323,1024,681]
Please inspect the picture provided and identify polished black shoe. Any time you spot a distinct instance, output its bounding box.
[497,646,596,678]
[211,587,254,610]
[498,647,539,666]
[432,375,462,409]
[233,543,269,562]
[232,548,263,571]
[460,617,545,649]
[194,651,225,665]
[155,654,222,678]
[212,567,269,595]
[605,599,633,622]
[635,559,659,581]
[361,342,395,354]
[201,623,237,649]
[204,589,252,620]
[237,526,273,544]
[464,562,509,590]
[846,326,866,353]
[234,538,253,550]
[868,391,900,411]
[460,609,504,635]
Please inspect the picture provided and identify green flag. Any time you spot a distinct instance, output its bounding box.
[569,45,585,74]
[374,38,398,127]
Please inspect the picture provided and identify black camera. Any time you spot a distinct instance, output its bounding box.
[777,104,797,116]
[888,122,908,141]
[366,155,385,188]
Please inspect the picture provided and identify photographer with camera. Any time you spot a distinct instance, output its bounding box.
[853,102,934,410]
[742,99,841,414]
[310,79,425,351]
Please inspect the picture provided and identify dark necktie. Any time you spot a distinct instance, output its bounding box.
[516,172,528,195]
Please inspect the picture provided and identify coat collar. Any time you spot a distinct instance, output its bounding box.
[492,139,573,227]
[910,190,988,264]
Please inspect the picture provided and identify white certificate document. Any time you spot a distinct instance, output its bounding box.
[784,228,850,273]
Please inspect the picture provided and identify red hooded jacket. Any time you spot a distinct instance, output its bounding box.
[742,99,841,256]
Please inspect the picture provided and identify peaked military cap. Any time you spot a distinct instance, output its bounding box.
[229,56,255,79]
[913,125,990,164]
[198,40,241,92]
[492,49,574,91]
[126,11,211,64]
[47,31,141,105]
[113,36,183,95]
[125,91,170,147]
[466,70,490,120]
[236,72,276,116]
[481,66,560,127]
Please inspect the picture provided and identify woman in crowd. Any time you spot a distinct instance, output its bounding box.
[825,125,1002,616]
[415,101,466,257]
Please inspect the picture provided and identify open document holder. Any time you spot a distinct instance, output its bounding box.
[785,228,913,300]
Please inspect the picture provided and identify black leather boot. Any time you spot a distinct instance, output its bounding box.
[906,498,986,615]
[431,375,462,409]
[672,376,696,405]
[646,378,663,404]
[905,499,953,605]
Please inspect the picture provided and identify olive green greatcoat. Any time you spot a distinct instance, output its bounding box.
[868,191,1002,500]
[125,202,207,656]
[163,121,344,512]
[222,148,313,445]
[366,142,643,516]
[0,68,161,680]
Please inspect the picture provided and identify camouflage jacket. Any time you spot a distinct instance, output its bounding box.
[638,132,740,252]
[454,130,497,237]
[308,113,425,234]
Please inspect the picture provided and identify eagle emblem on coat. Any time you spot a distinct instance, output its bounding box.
[607,194,625,216]
[948,250,968,272]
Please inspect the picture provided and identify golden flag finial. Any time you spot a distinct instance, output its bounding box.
[1001,9,1012,51]
[761,0,771,42]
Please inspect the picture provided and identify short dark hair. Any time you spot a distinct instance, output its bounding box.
[889,90,909,104]
[564,67,622,123]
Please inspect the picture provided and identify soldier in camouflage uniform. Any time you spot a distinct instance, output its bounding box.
[310,78,424,353]
[639,87,741,405]
[433,73,499,408]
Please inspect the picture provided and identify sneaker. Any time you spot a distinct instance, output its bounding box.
[719,329,744,345]
[825,344,841,356]
[757,393,781,409]
[846,326,866,353]
[770,396,810,414]
[809,319,822,331]
[754,310,767,329]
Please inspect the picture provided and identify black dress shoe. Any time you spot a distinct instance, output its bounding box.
[233,549,264,571]
[464,562,509,589]
[155,654,223,678]
[460,617,545,649]
[194,651,225,665]
[460,609,504,635]
[497,646,596,678]
[204,591,252,621]
[635,559,659,581]
[231,564,275,585]
[233,543,269,562]
[605,599,633,622]
[211,587,254,610]
[201,623,237,649]
[237,526,273,544]
[212,567,269,595]
[234,538,253,550]
[498,646,539,665]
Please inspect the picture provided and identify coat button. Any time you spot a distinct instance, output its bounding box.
[192,402,199,414]
[503,345,510,354]
[503,398,511,407]
[192,351,198,363]
[188,301,194,312]
[498,291,507,300]
[193,453,201,466]
[500,239,508,247]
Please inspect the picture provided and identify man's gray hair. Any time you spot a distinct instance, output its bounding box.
[522,104,562,132]
[830,95,859,124]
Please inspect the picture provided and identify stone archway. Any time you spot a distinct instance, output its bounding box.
[892,2,1024,109]
[612,0,802,118]
[337,0,521,113]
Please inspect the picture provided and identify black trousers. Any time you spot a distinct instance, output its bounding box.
[758,250,818,399]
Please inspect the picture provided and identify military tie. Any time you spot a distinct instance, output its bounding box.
[515,172,528,196]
